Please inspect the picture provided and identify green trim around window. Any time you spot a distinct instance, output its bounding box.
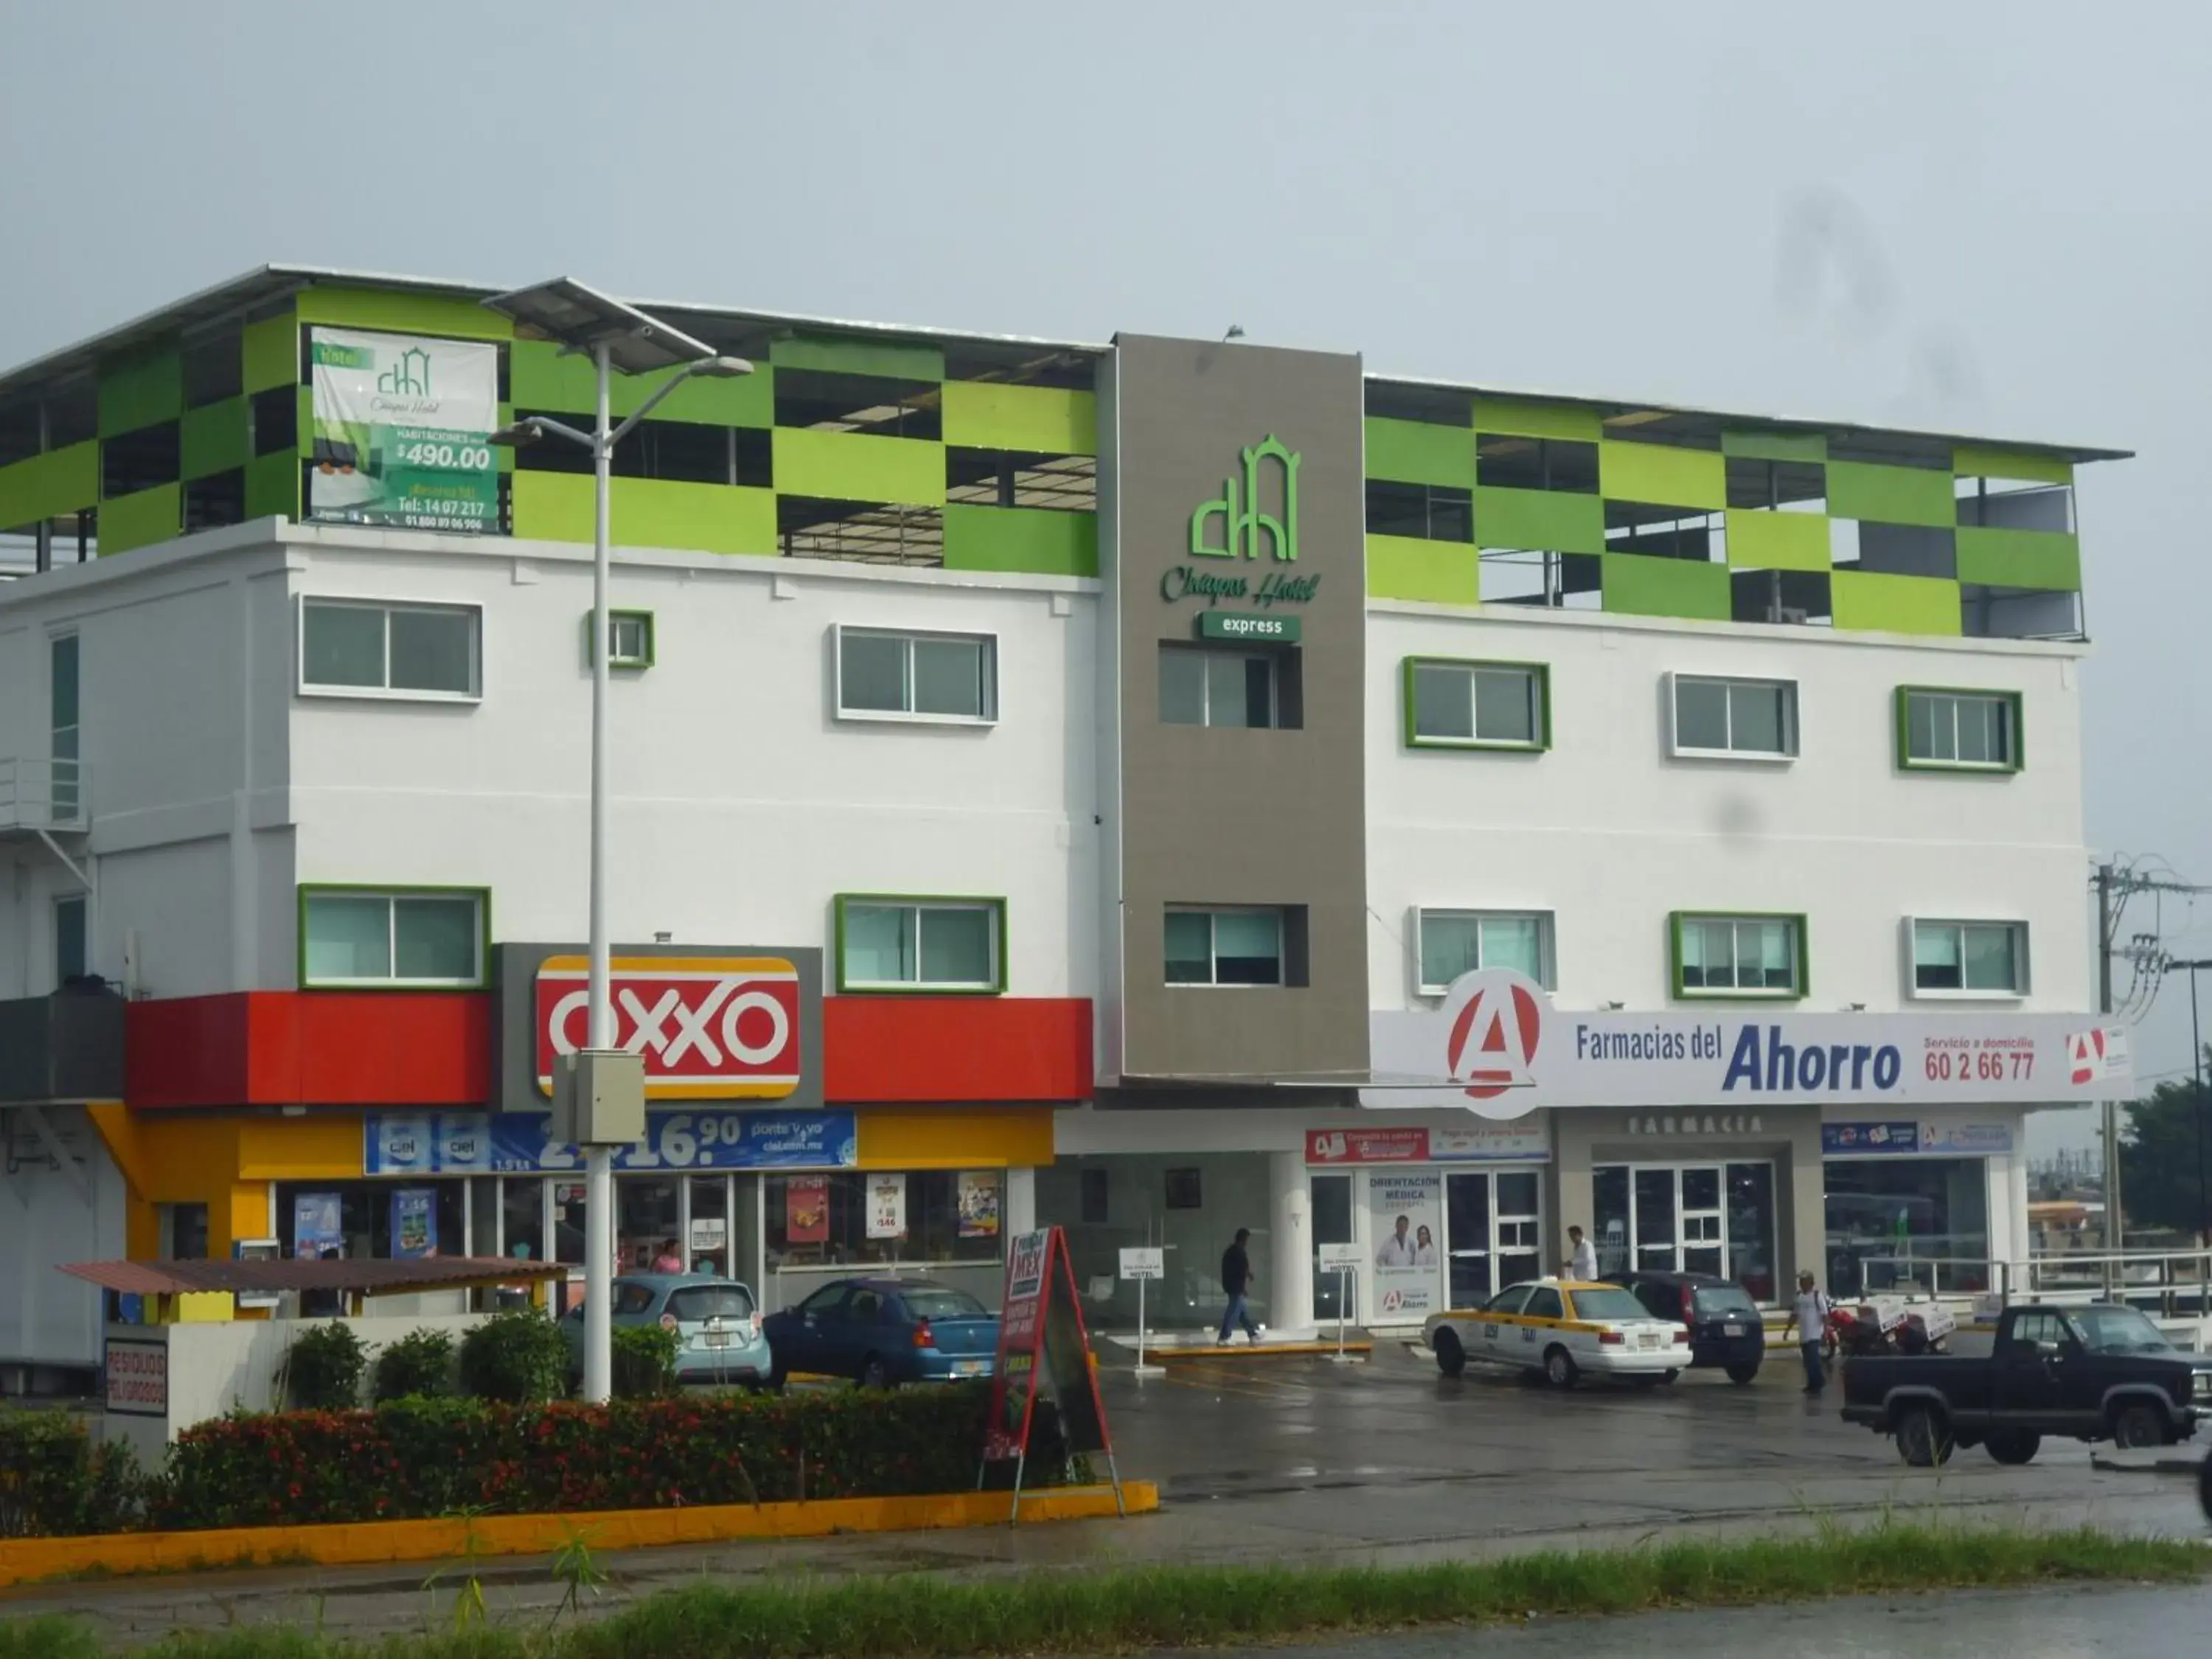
[1401,655,1552,753]
[1893,685,2025,775]
[1669,911,1809,1002]
[585,608,657,670]
[832,893,1008,995]
[296,883,493,991]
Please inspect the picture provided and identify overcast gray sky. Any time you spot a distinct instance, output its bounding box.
[3,2,2203,1152]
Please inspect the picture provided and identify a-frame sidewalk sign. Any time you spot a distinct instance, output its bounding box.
[979,1225,1124,1524]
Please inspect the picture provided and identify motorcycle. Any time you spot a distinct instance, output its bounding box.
[1821,1297,1954,1363]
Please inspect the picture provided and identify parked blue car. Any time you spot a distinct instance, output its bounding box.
[560,1273,773,1388]
[761,1277,999,1388]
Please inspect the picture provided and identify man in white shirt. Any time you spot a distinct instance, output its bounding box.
[1784,1270,1833,1395]
[1562,1225,1598,1281]
[1374,1214,1416,1267]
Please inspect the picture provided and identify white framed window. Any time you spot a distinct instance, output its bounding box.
[1415,909,1554,994]
[54,893,87,985]
[836,895,1004,992]
[833,625,998,724]
[1405,658,1548,751]
[301,887,487,987]
[1669,673,1798,759]
[1166,907,1287,987]
[1899,688,2020,771]
[1674,912,1804,998]
[1910,919,2028,996]
[1160,644,1280,728]
[299,598,481,701]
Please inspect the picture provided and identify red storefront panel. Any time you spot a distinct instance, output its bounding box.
[824,997,1092,1103]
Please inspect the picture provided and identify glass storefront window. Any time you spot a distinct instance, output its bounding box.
[619,1178,681,1271]
[1726,1164,1777,1301]
[502,1178,545,1262]
[689,1175,730,1277]
[1037,1152,1273,1329]
[275,1181,465,1260]
[1825,1158,1989,1295]
[1593,1162,1778,1301]
[552,1180,589,1265]
[765,1170,1001,1270]
[1312,1173,1354,1320]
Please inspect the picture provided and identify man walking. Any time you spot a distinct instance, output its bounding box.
[1786,1269,1833,1395]
[1218,1228,1261,1346]
[1561,1225,1598,1280]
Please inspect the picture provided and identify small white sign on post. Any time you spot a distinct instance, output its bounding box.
[1317,1243,1364,1363]
[1119,1247,1166,1377]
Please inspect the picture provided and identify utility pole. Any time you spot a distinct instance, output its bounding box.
[2096,861,2119,1294]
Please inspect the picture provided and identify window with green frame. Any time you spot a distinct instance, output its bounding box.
[1672,912,1805,998]
[585,609,655,669]
[1898,686,2020,771]
[1405,658,1550,750]
[301,886,488,987]
[835,895,1005,992]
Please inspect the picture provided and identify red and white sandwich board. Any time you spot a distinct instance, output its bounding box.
[981,1226,1121,1523]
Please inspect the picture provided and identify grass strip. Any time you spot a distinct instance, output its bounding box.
[1,1522,2204,1659]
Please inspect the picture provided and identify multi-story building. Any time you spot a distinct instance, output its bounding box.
[0,268,2127,1387]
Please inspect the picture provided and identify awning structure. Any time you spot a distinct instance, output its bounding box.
[59,1256,567,1299]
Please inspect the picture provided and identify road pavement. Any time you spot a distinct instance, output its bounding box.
[4,1342,2206,1646]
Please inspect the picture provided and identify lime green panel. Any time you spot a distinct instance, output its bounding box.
[242,310,299,393]
[244,450,299,521]
[99,348,184,437]
[941,381,1096,455]
[512,471,776,555]
[1827,460,1956,528]
[293,287,512,342]
[1366,534,1479,604]
[1601,553,1731,620]
[1721,428,1827,463]
[1473,485,1607,554]
[0,442,99,524]
[773,428,944,506]
[181,398,250,481]
[942,504,1097,577]
[770,333,942,383]
[1365,417,1475,487]
[1955,526,2081,591]
[1599,439,1727,510]
[1831,570,1962,636]
[1471,397,1601,442]
[98,483,181,554]
[1725,509,1831,572]
[507,340,775,426]
[1952,444,2072,487]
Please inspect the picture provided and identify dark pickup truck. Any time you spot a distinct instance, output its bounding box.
[1841,1301,2212,1467]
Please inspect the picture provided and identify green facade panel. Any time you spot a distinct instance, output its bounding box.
[1725,509,1832,572]
[1364,416,1475,487]
[1826,460,1956,529]
[242,310,299,393]
[293,286,512,341]
[1830,570,1962,636]
[1473,485,1607,554]
[772,427,945,506]
[512,472,777,555]
[1955,526,2081,591]
[1952,444,2073,487]
[1471,397,1601,442]
[181,398,250,481]
[942,382,1096,455]
[0,442,99,526]
[942,504,1097,577]
[1601,552,1731,621]
[769,333,942,383]
[98,483,181,554]
[508,341,775,426]
[1599,439,1728,510]
[1721,429,1828,463]
[99,347,184,437]
[243,450,299,521]
[1366,533,1478,605]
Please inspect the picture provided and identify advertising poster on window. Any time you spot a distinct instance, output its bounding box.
[307,327,501,533]
[390,1188,437,1259]
[786,1176,830,1245]
[293,1192,345,1258]
[866,1173,907,1240]
[958,1172,1002,1239]
[1367,1171,1442,1319]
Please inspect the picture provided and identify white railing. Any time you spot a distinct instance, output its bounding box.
[1859,1246,2212,1318]
[0,757,88,831]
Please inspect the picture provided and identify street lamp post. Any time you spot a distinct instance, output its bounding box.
[482,279,751,1405]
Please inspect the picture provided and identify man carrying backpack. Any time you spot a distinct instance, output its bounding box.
[1786,1269,1833,1396]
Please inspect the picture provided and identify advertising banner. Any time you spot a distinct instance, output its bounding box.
[307,327,500,532]
[1306,1123,1549,1165]
[1368,968,2133,1119]
[984,1231,1051,1464]
[293,1192,346,1257]
[1366,1171,1442,1321]
[364,1110,858,1175]
[981,1227,1116,1509]
[866,1174,907,1240]
[391,1188,437,1258]
[785,1177,830,1245]
[958,1172,1002,1239]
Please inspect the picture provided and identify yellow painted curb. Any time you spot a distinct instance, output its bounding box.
[0,1482,1158,1589]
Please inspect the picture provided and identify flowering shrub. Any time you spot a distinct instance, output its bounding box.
[147,1382,1072,1531]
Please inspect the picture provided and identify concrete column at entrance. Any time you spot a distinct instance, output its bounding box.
[1269,1151,1314,1337]
[1004,1167,1037,1237]
[1790,1138,1826,1293]
[1552,1117,1593,1273]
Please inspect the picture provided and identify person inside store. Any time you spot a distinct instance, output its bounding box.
[651,1237,686,1273]
[302,1247,344,1318]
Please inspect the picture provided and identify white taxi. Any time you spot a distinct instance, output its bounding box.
[1425,1279,1688,1389]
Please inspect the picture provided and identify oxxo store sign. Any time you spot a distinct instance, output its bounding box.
[1364,969,2134,1118]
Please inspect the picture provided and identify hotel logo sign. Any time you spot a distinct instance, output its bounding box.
[1190,434,1300,562]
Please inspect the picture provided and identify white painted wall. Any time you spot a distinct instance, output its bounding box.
[1366,602,2092,1019]
[0,1108,124,1366]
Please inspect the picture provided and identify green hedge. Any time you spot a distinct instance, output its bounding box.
[0,1411,143,1539]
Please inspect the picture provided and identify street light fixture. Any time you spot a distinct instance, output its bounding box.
[481,278,753,1405]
